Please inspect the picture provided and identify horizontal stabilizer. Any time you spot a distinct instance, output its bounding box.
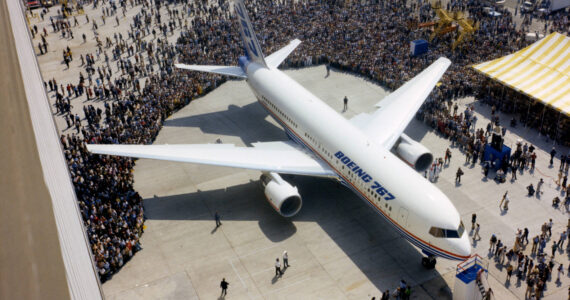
[175,64,247,78]
[265,39,302,69]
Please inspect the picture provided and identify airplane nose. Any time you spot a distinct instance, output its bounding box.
[454,234,472,258]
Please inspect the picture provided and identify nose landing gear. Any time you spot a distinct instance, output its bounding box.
[422,255,437,269]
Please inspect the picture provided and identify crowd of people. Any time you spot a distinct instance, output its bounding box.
[34,0,570,285]
[485,219,570,299]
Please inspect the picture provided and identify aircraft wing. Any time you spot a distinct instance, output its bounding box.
[87,141,336,177]
[350,57,451,149]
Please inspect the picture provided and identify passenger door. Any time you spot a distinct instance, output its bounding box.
[398,206,409,227]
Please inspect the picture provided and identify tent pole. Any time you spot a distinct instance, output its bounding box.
[512,93,516,115]
[539,104,546,138]
[555,110,561,146]
[526,100,531,128]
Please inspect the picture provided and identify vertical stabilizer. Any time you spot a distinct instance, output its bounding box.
[234,0,268,68]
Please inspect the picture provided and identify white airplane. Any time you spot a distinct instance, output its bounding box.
[88,0,471,262]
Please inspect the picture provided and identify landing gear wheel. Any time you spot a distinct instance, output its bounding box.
[422,256,436,269]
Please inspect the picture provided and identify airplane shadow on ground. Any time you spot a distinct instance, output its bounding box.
[163,102,287,146]
[143,175,451,295]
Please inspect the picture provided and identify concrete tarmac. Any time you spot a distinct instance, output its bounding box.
[101,65,570,299]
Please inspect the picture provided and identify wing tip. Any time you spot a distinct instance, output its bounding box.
[436,56,452,67]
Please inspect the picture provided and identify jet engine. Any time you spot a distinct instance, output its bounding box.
[260,172,302,217]
[395,133,434,172]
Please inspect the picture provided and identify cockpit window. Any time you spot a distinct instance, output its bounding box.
[429,227,444,238]
[457,221,465,237]
[429,222,465,239]
[445,229,460,238]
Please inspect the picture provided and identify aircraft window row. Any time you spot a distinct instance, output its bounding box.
[322,149,333,160]
[368,181,392,213]
[304,132,313,142]
[340,159,393,215]
[319,142,394,216]
[428,222,465,239]
[260,95,298,128]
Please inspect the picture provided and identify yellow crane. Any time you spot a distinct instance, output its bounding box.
[452,14,479,50]
[427,1,478,50]
[429,1,459,41]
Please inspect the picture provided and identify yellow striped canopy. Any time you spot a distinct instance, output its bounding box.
[473,32,570,116]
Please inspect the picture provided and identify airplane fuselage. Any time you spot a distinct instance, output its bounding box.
[245,62,471,260]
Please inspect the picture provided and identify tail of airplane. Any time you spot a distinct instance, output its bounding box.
[233,0,268,68]
[175,0,301,77]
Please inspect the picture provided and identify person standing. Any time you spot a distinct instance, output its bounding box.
[552,241,558,257]
[556,264,564,283]
[537,178,544,195]
[506,264,514,282]
[559,231,567,248]
[550,147,556,166]
[282,251,289,268]
[522,228,529,245]
[471,213,477,231]
[220,278,229,297]
[547,218,553,237]
[489,234,497,252]
[343,96,348,112]
[511,164,517,180]
[500,191,508,208]
[531,235,539,254]
[495,240,503,257]
[502,196,509,212]
[456,167,464,183]
[326,63,330,77]
[473,224,481,241]
[525,276,534,299]
[215,211,222,227]
[275,258,282,276]
[445,148,451,165]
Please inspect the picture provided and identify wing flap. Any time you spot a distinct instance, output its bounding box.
[87,141,335,177]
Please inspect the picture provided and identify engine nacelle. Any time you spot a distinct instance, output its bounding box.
[395,133,434,172]
[260,172,302,217]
